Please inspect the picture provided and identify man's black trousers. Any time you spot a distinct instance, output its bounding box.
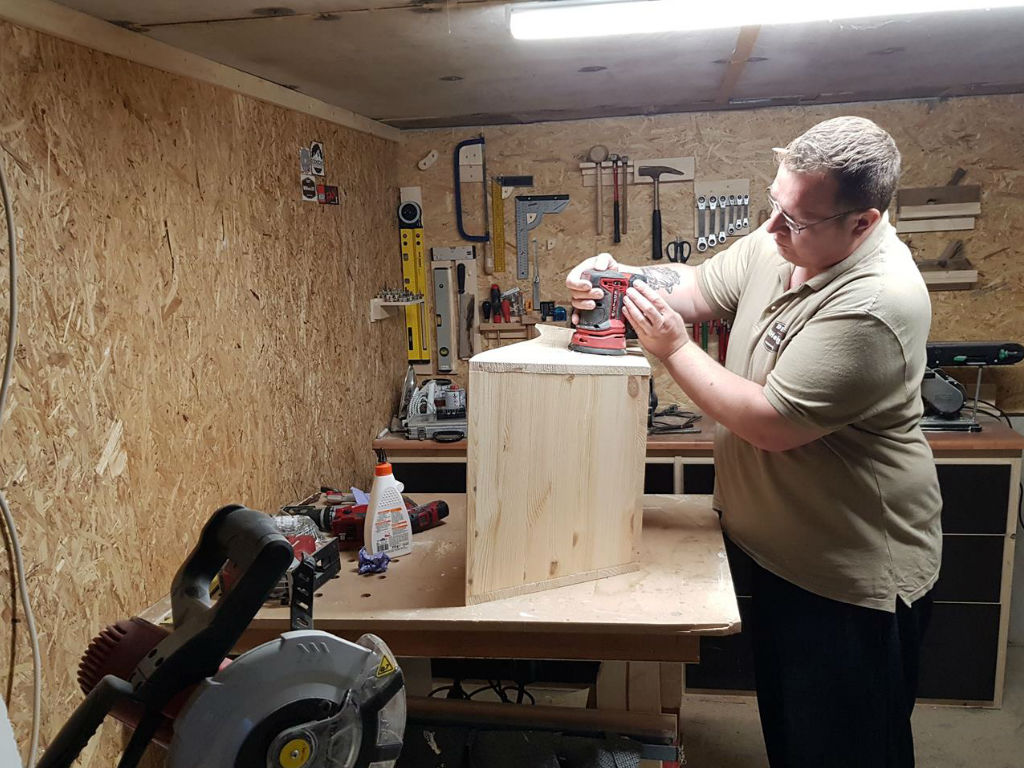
[724,537,933,768]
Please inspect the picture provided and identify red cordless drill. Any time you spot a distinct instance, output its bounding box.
[289,499,450,549]
[569,269,648,355]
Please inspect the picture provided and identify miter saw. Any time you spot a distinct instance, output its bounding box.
[394,366,468,442]
[38,504,405,768]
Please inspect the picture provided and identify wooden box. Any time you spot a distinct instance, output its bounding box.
[466,325,651,605]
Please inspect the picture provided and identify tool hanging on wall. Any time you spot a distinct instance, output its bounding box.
[454,136,489,243]
[489,178,504,274]
[621,155,629,235]
[398,191,430,365]
[532,238,541,309]
[693,180,751,251]
[515,195,569,279]
[489,175,534,274]
[433,265,454,373]
[638,165,682,262]
[457,263,473,360]
[696,195,708,252]
[587,145,609,235]
[610,154,621,243]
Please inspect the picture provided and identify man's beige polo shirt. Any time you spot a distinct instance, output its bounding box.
[695,218,942,612]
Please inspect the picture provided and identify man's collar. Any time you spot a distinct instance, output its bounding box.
[801,216,890,291]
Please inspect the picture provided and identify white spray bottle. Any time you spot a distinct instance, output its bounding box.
[365,462,413,557]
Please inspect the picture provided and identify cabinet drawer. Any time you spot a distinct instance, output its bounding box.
[936,464,1010,534]
[390,462,466,493]
[932,535,1004,603]
[644,463,674,493]
[681,463,715,494]
[918,602,1000,702]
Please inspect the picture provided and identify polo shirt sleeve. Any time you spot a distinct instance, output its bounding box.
[695,234,755,320]
[763,311,912,431]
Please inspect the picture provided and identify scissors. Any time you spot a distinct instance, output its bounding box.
[665,239,691,263]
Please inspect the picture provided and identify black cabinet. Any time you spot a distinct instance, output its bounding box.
[685,460,1016,705]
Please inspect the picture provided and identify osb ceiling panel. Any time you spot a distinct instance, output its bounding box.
[50,2,1024,127]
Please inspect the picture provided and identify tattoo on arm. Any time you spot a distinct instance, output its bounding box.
[640,266,682,294]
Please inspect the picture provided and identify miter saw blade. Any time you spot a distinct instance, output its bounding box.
[166,631,405,768]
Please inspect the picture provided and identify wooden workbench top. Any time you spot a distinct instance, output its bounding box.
[374,417,1023,457]
[241,495,739,660]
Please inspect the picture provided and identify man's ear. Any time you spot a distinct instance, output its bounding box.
[850,208,881,238]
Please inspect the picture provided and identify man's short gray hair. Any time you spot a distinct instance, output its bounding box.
[775,116,901,213]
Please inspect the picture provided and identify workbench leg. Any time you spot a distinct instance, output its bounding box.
[627,662,662,714]
[659,663,682,714]
[595,661,628,710]
[398,657,433,698]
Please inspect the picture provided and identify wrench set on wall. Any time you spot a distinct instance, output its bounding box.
[693,179,752,254]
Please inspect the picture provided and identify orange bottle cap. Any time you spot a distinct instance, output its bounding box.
[374,462,393,477]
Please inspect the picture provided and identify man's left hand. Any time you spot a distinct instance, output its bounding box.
[623,280,690,360]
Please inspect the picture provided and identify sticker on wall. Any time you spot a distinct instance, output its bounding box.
[300,173,318,202]
[322,185,340,205]
[310,141,325,176]
[299,147,312,174]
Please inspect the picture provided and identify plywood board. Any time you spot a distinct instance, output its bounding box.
[896,217,976,233]
[899,202,982,219]
[466,328,650,604]
[0,18,402,761]
[245,494,742,638]
[897,185,981,208]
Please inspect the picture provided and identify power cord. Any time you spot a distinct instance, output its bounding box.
[0,155,41,768]
[649,405,702,435]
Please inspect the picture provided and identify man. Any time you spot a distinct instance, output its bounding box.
[567,116,941,767]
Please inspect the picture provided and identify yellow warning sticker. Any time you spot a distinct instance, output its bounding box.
[376,655,397,678]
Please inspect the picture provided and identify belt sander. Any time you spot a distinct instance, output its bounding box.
[569,269,647,355]
[38,504,406,768]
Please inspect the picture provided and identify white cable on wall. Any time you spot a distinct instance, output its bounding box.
[0,155,40,768]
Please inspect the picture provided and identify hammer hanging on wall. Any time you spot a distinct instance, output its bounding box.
[639,165,682,261]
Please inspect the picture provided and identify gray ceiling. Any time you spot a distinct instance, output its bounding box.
[53,1,1024,129]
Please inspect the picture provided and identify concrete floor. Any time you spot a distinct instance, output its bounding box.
[678,645,1024,767]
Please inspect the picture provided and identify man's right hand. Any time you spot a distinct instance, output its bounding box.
[566,252,620,323]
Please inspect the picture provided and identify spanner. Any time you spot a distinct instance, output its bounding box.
[742,194,750,229]
[707,195,718,248]
[717,196,727,244]
[696,195,708,252]
[727,194,737,236]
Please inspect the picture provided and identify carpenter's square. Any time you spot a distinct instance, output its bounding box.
[515,195,569,279]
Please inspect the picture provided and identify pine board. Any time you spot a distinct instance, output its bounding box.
[466,328,650,604]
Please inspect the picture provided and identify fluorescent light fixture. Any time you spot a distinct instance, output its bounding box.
[509,0,1024,40]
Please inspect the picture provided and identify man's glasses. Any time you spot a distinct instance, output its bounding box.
[766,188,859,235]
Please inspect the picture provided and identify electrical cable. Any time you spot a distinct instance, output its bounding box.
[649,406,701,435]
[0,156,41,768]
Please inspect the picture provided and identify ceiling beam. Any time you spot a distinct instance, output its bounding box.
[715,25,761,106]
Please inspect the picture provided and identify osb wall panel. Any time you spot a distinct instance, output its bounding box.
[0,20,403,765]
[397,94,1024,414]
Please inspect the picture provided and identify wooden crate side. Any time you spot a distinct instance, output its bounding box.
[467,369,647,604]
